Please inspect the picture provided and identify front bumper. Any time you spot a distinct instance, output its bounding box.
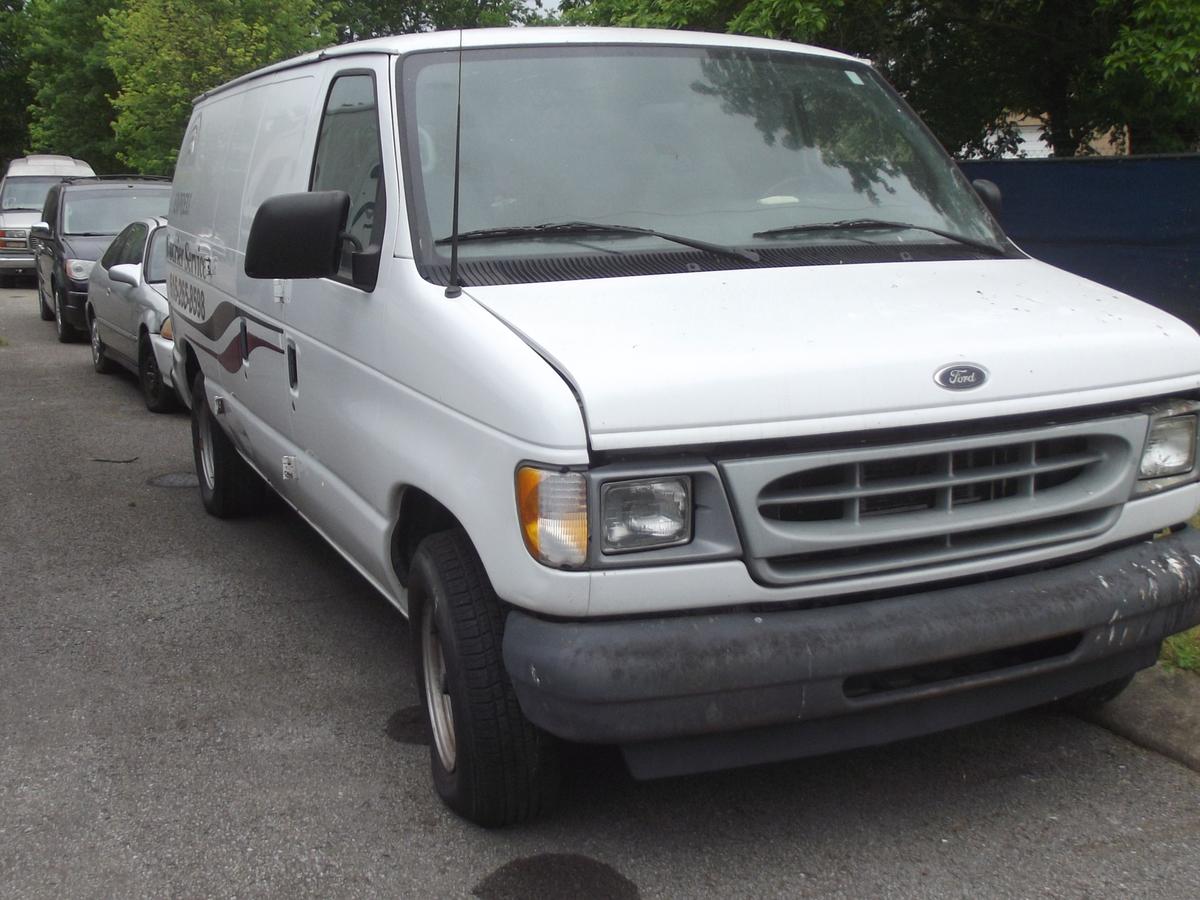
[62,281,88,328]
[150,333,176,390]
[503,529,1200,778]
[0,252,35,271]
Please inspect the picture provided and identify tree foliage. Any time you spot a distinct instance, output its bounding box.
[0,1,32,169]
[102,0,335,174]
[24,0,122,172]
[334,0,533,42]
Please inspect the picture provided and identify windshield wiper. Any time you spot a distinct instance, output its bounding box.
[436,221,760,264]
[753,218,1006,256]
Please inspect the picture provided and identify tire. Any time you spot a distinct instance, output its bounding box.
[53,285,78,343]
[139,334,176,412]
[37,279,54,321]
[411,529,560,827]
[1058,674,1135,713]
[190,370,266,517]
[89,311,117,374]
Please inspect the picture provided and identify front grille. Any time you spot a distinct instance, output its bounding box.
[720,414,1146,587]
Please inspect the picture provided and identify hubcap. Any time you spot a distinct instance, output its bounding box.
[90,318,101,364]
[421,601,457,772]
[197,400,216,490]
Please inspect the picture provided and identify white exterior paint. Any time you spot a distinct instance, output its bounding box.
[168,28,1200,620]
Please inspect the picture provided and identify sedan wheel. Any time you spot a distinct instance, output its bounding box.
[90,314,116,374]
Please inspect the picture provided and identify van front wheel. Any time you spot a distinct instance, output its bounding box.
[190,370,266,517]
[411,529,560,827]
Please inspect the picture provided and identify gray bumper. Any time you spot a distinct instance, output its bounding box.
[503,530,1200,777]
[0,253,35,270]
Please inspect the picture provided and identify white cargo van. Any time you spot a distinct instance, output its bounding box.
[0,154,95,286]
[169,28,1200,826]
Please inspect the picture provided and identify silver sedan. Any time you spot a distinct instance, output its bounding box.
[86,216,178,412]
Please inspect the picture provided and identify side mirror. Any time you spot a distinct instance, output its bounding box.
[244,190,350,279]
[109,263,141,287]
[972,179,1003,217]
[30,222,50,238]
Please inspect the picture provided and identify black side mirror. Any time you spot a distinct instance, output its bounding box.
[972,178,1003,217]
[244,190,350,279]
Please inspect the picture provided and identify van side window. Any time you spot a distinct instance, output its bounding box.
[310,73,385,283]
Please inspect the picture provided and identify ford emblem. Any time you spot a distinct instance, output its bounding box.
[934,363,988,390]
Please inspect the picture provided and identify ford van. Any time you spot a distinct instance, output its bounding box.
[0,154,94,287]
[168,28,1200,826]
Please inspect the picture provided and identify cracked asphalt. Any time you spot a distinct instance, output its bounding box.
[2,283,1199,899]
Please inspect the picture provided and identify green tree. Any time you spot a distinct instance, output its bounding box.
[102,0,336,174]
[1103,0,1200,153]
[333,0,531,41]
[24,0,122,171]
[0,1,32,169]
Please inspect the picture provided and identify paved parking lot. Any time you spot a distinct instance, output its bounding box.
[2,283,1199,898]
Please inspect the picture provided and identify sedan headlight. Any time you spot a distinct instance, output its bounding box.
[601,477,692,553]
[516,466,588,567]
[65,258,94,281]
[1139,414,1198,479]
[159,316,173,340]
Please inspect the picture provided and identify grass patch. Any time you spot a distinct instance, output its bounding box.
[1162,626,1200,672]
[0,335,8,347]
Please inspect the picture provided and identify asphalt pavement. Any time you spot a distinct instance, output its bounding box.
[2,283,1199,899]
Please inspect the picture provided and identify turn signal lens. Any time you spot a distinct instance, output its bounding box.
[159,316,173,340]
[516,466,588,567]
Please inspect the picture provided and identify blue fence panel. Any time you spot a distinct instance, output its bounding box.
[960,155,1200,331]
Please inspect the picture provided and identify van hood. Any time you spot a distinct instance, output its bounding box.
[0,210,41,228]
[465,258,1200,450]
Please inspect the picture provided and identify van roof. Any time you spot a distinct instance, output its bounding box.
[196,26,864,103]
[4,155,95,177]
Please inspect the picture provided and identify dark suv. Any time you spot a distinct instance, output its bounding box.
[33,177,171,341]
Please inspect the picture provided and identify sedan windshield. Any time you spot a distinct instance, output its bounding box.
[1,176,61,211]
[401,44,1007,276]
[63,188,171,235]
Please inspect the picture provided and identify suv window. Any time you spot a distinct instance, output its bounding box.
[61,187,170,235]
[310,72,385,282]
[40,185,60,231]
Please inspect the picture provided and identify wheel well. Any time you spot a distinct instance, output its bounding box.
[183,341,200,390]
[391,488,461,586]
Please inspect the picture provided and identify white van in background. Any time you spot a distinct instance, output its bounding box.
[0,154,95,287]
[168,28,1200,827]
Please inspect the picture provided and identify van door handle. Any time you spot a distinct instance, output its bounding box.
[287,341,298,389]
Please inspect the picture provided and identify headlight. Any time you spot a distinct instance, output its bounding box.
[601,476,692,553]
[65,259,94,281]
[159,316,173,340]
[516,466,588,567]
[1139,414,1198,479]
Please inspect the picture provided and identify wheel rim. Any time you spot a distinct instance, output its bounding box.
[197,399,216,490]
[90,318,101,365]
[422,601,457,772]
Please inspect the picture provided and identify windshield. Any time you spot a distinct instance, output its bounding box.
[144,226,168,283]
[0,176,61,212]
[63,188,170,235]
[400,45,1007,278]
